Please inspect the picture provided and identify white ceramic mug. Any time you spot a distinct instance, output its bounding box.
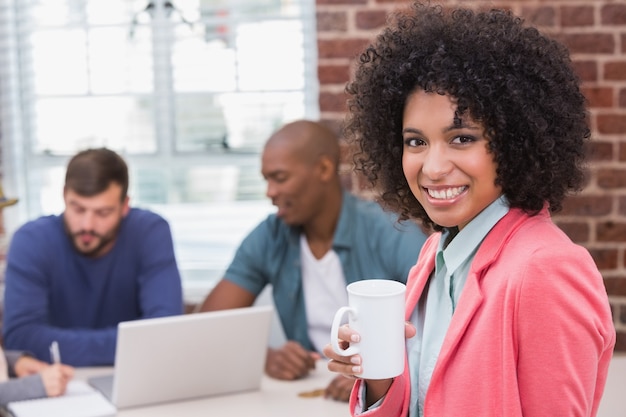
[330,279,406,379]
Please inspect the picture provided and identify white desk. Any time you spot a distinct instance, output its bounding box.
[75,364,349,417]
[23,354,625,417]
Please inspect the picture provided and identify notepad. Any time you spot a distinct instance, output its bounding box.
[7,380,116,417]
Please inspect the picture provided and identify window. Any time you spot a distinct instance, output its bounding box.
[0,0,319,303]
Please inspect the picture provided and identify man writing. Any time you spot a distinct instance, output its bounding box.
[199,120,427,401]
[3,148,184,366]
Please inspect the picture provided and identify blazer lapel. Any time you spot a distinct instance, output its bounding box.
[405,234,440,320]
[429,208,534,377]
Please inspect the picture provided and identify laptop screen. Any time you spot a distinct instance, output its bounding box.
[89,305,273,409]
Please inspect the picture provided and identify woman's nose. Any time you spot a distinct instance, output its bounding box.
[421,146,452,180]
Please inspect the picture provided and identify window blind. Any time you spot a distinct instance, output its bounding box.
[0,0,319,303]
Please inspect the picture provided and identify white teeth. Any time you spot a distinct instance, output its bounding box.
[427,186,466,200]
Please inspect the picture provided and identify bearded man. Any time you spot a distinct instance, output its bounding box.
[3,148,183,366]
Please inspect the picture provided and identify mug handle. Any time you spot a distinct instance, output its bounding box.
[330,306,359,356]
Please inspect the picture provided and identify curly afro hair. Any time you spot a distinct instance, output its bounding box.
[344,2,590,232]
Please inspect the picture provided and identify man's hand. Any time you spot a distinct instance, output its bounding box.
[324,375,355,402]
[266,341,321,380]
[14,355,48,377]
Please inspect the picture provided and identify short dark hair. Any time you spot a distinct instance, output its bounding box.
[345,2,590,232]
[64,148,129,201]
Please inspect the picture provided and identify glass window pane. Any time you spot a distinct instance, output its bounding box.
[34,165,67,216]
[33,97,156,155]
[151,199,274,303]
[174,164,265,202]
[199,0,302,19]
[172,29,237,92]
[237,20,305,91]
[30,0,143,26]
[86,0,142,25]
[218,91,305,149]
[30,29,89,95]
[30,0,83,27]
[174,92,304,153]
[134,163,266,204]
[89,27,154,94]
[174,95,228,152]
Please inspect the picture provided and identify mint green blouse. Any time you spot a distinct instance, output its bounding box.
[408,196,509,416]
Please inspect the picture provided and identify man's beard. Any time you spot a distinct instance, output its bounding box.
[64,222,121,258]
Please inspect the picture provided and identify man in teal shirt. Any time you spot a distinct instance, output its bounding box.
[199,120,427,401]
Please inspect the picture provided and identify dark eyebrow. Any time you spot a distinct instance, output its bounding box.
[402,122,482,136]
[264,169,287,179]
[402,106,483,136]
[402,127,424,135]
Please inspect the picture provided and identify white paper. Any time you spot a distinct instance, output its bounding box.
[7,380,116,417]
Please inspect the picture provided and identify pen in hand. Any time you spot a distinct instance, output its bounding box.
[44,341,73,397]
[49,341,61,364]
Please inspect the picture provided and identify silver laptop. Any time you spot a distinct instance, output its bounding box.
[89,305,273,409]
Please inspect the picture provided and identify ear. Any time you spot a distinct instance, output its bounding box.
[317,155,336,182]
[121,196,131,217]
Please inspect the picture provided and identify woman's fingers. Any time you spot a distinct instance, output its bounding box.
[405,321,417,338]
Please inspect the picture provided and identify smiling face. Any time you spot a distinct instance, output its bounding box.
[402,90,502,230]
[261,141,327,227]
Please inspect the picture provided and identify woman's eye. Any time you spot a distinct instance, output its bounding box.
[404,138,424,147]
[452,135,476,144]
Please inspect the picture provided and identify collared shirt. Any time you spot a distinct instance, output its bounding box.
[224,190,427,351]
[407,196,509,416]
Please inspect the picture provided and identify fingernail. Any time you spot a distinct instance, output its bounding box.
[350,334,360,342]
[350,356,361,365]
[352,366,361,374]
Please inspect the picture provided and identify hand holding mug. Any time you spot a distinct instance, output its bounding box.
[324,320,417,378]
[324,323,363,377]
[329,279,407,380]
[324,318,416,405]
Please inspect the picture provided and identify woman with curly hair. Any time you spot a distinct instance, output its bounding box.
[323,2,615,416]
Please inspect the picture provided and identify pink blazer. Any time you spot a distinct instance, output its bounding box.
[351,207,615,417]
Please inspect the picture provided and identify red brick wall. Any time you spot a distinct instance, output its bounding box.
[317,0,626,351]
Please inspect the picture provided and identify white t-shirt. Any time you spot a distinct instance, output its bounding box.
[300,234,348,352]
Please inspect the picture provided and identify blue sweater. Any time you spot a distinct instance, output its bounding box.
[2,208,184,366]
